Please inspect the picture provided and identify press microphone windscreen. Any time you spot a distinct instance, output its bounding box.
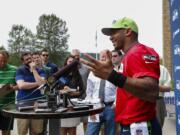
[47,60,79,84]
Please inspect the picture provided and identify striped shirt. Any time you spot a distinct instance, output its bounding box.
[0,64,17,108]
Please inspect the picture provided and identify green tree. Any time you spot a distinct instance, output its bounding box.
[8,24,34,54]
[7,25,35,66]
[36,14,69,65]
[0,46,6,50]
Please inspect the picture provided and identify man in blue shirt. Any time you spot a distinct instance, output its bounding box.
[16,52,46,135]
[40,49,58,135]
[41,49,58,76]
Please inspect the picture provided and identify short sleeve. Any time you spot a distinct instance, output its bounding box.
[124,45,160,79]
[15,68,24,81]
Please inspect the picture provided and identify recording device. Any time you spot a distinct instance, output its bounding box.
[17,101,35,112]
[34,108,52,113]
[47,93,58,111]
[18,106,34,111]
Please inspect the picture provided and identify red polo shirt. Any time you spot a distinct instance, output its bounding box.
[115,43,160,125]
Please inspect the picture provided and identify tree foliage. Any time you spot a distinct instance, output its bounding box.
[8,25,34,54]
[7,14,70,66]
[7,25,35,66]
[0,46,6,50]
[36,14,69,65]
[36,14,69,52]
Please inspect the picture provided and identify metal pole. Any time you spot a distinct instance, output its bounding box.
[49,119,60,135]
[95,30,98,60]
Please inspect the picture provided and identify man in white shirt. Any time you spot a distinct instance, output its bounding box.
[156,65,171,127]
[85,50,116,135]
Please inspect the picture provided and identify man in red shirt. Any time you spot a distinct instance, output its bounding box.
[81,17,161,135]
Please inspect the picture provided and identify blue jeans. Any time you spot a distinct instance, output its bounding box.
[120,118,162,135]
[85,105,115,135]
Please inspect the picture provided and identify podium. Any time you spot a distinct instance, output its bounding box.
[1,103,104,135]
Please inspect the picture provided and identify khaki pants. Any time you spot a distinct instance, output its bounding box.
[17,119,43,135]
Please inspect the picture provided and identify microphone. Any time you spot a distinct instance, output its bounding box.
[37,83,49,95]
[47,60,79,84]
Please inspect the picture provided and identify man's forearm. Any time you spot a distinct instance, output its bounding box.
[17,82,39,90]
[107,70,127,88]
[107,70,158,102]
[124,77,159,102]
[32,69,46,85]
[159,85,171,92]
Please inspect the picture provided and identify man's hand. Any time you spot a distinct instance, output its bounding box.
[0,84,15,97]
[80,51,114,79]
[29,62,36,72]
[9,84,18,91]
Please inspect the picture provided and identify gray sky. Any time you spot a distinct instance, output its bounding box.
[0,0,162,56]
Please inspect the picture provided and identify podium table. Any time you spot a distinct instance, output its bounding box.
[1,103,104,135]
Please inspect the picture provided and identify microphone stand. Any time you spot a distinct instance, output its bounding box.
[47,80,60,112]
[46,60,79,112]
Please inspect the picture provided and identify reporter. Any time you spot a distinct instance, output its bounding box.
[0,51,17,135]
[59,55,83,135]
[16,52,46,135]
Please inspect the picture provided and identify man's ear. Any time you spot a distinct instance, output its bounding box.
[124,28,133,37]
